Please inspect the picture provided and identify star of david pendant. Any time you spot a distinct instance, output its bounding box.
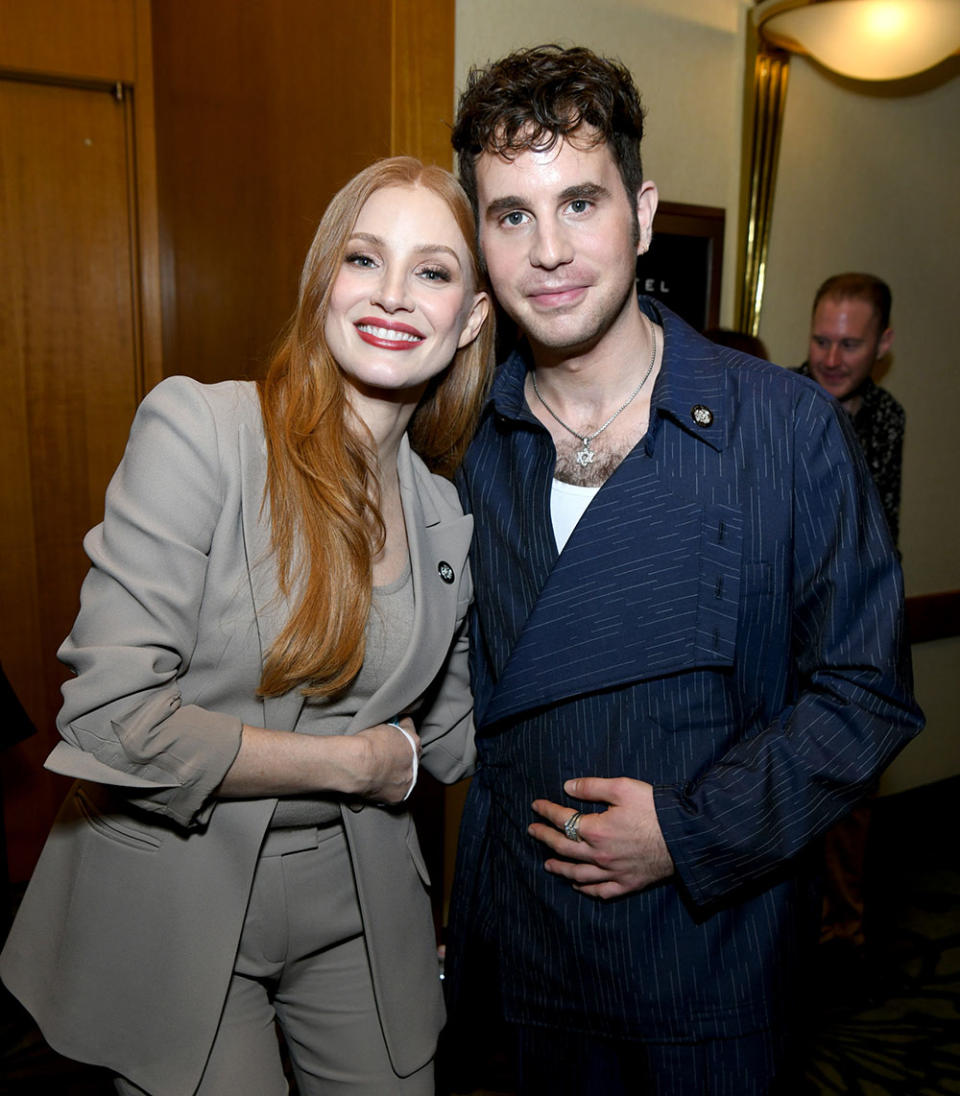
[575,440,596,466]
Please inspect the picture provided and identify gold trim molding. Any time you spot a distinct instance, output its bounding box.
[736,49,790,336]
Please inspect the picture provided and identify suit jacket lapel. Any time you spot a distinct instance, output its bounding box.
[347,437,473,732]
[237,422,307,732]
[240,426,470,735]
[481,320,743,729]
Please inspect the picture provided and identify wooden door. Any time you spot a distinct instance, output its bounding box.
[0,74,144,880]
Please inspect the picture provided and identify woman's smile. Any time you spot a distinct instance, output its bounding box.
[354,316,426,349]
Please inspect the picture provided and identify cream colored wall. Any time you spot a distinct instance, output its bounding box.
[454,0,752,321]
[882,636,960,795]
[759,56,960,794]
[760,56,960,597]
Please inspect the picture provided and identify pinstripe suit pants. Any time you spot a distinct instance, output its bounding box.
[513,1023,790,1095]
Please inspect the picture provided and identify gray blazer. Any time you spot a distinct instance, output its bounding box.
[0,377,475,1095]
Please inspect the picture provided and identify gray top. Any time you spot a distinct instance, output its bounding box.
[270,560,415,828]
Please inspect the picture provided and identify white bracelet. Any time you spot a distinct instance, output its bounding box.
[387,720,419,801]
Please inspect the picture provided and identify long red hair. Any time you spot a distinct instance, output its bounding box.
[257,157,493,698]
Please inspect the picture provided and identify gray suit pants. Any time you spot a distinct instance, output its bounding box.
[116,823,434,1095]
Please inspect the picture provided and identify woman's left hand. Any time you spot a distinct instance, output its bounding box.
[353,718,421,803]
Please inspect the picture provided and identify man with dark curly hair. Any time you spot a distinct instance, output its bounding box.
[443,44,921,1095]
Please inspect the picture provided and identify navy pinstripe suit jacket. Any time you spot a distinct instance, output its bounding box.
[448,299,923,1043]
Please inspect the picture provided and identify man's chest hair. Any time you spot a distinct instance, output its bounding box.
[552,435,637,487]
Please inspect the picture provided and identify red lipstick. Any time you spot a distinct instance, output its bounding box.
[354,317,425,350]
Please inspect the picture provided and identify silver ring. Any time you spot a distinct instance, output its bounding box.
[563,810,583,842]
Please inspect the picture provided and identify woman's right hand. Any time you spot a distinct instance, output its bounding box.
[353,717,421,804]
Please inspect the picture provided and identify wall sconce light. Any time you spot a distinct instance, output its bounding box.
[754,0,960,81]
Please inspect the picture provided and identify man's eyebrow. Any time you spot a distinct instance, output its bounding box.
[484,196,527,219]
[484,182,611,218]
[347,232,462,265]
[558,182,610,202]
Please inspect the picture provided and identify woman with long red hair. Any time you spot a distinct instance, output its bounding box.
[2,157,492,1095]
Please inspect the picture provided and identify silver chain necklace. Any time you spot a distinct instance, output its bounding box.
[531,325,658,468]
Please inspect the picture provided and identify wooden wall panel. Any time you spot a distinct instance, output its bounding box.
[0,78,142,878]
[0,0,164,393]
[150,0,395,385]
[131,0,164,392]
[391,0,455,167]
[0,0,136,82]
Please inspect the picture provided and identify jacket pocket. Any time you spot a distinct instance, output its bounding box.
[75,784,162,852]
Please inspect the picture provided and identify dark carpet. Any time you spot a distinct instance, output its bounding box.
[796,775,960,1095]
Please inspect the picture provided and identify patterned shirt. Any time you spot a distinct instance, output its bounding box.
[794,363,904,546]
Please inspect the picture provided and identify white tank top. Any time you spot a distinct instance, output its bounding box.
[550,478,600,552]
